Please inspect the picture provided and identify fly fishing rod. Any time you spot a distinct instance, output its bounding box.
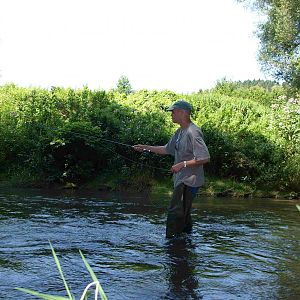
[48,126,148,151]
[98,137,152,154]
[35,124,170,173]
[58,129,170,173]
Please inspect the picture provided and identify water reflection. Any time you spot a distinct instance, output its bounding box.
[164,236,200,300]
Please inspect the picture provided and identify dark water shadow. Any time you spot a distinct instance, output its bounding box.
[163,236,201,300]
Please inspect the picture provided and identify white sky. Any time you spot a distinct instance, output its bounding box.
[0,0,268,93]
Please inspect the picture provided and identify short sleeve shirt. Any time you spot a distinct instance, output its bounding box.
[165,122,210,187]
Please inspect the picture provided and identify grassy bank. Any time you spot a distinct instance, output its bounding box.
[1,171,298,201]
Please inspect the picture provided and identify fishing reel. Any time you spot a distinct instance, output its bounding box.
[142,149,151,156]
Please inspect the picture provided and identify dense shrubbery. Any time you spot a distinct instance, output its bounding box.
[0,81,299,191]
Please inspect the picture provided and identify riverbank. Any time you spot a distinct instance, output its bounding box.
[1,173,299,200]
[150,176,300,200]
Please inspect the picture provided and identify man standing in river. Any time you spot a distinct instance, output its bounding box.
[133,100,210,238]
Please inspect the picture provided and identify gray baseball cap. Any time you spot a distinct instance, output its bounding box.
[166,100,193,112]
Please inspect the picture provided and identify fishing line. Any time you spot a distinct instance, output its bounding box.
[94,137,133,148]
[100,141,171,174]
[39,124,171,173]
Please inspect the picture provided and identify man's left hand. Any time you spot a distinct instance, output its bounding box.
[170,162,185,173]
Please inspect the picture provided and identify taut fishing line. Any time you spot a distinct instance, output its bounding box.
[39,124,171,174]
[100,142,171,173]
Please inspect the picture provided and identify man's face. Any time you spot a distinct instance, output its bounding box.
[171,108,184,124]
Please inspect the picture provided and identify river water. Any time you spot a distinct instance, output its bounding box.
[0,188,299,300]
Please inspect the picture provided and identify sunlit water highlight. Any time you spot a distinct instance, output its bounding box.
[0,188,299,299]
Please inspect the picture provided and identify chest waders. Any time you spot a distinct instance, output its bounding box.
[166,183,198,238]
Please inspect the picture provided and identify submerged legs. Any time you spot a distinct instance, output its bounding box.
[166,183,196,238]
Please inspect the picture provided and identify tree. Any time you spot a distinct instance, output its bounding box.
[238,0,300,89]
[116,76,133,95]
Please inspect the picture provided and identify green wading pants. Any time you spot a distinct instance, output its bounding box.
[166,183,197,238]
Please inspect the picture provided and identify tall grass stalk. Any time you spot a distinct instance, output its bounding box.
[16,242,108,300]
[79,250,107,300]
[50,242,73,299]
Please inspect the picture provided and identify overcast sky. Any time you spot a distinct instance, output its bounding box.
[0,0,269,93]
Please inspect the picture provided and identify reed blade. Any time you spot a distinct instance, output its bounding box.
[16,288,70,300]
[79,250,108,300]
[49,242,73,300]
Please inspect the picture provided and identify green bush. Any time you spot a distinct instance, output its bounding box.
[0,82,299,191]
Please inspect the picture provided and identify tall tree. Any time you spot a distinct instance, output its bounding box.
[116,76,133,95]
[238,0,300,88]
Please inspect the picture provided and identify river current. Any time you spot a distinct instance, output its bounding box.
[0,188,299,299]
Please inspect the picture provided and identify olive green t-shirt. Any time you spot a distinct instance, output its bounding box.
[165,122,210,188]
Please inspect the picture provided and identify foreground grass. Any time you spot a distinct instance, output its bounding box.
[16,242,107,300]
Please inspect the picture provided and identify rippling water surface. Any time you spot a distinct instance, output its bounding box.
[0,188,300,299]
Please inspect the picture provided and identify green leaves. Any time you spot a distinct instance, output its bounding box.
[0,82,299,191]
[15,288,70,300]
[79,250,108,300]
[116,76,133,95]
[50,242,73,299]
[16,242,108,300]
[238,0,300,88]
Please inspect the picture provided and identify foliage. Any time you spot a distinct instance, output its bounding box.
[269,95,300,190]
[213,78,283,104]
[237,0,300,88]
[228,79,279,89]
[46,121,104,183]
[116,75,133,95]
[186,91,285,186]
[0,81,299,191]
